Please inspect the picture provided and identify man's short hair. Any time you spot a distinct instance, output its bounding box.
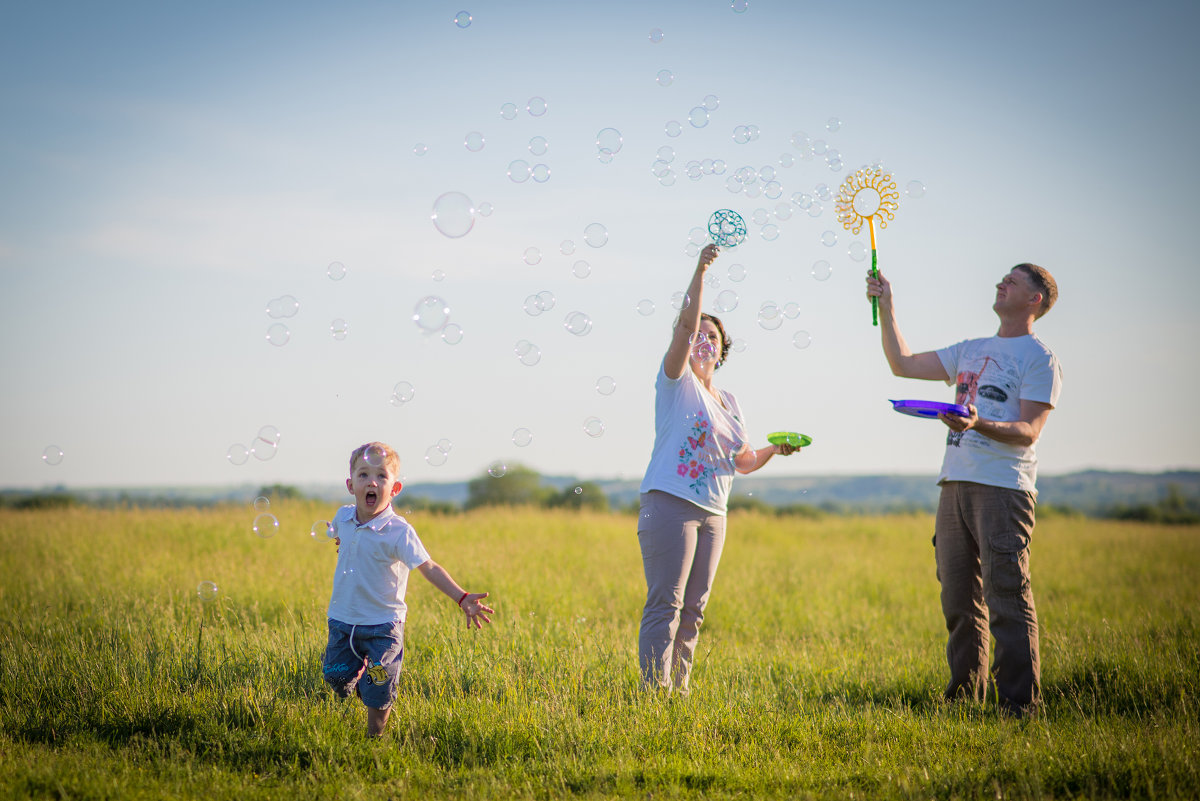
[1014,263,1058,319]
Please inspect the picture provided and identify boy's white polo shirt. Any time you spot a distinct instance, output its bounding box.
[326,504,431,625]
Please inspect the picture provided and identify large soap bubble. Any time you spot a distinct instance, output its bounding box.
[431,192,476,238]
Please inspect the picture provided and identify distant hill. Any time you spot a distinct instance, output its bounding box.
[378,469,1200,515]
[7,470,1198,517]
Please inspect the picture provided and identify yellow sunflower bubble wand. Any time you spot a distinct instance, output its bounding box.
[836,167,900,326]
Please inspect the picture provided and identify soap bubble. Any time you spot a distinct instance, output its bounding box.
[477,201,493,217]
[688,107,709,128]
[906,180,926,198]
[848,241,867,262]
[528,136,549,156]
[252,513,279,538]
[329,318,349,340]
[464,131,485,152]
[531,163,551,183]
[826,117,841,132]
[670,291,690,311]
[811,260,833,281]
[41,445,64,466]
[731,338,747,353]
[524,247,542,265]
[526,96,547,116]
[815,183,833,201]
[732,125,751,145]
[536,290,556,310]
[656,69,674,87]
[657,145,675,163]
[440,323,464,345]
[583,417,606,437]
[499,102,518,120]
[363,444,387,467]
[760,224,780,241]
[727,263,747,282]
[574,486,583,495]
[757,302,783,331]
[413,296,450,333]
[596,376,617,395]
[487,460,508,478]
[779,153,795,168]
[649,28,664,43]
[512,427,533,447]
[665,120,682,137]
[431,191,476,238]
[790,131,811,150]
[454,11,472,28]
[782,302,801,320]
[703,94,720,111]
[266,323,290,346]
[226,444,249,466]
[326,261,347,280]
[715,289,739,313]
[197,581,219,602]
[507,160,531,183]
[311,521,335,541]
[731,0,749,12]
[793,330,813,349]
[253,425,281,461]
[563,311,593,336]
[391,381,416,405]
[583,223,608,248]
[636,299,656,316]
[523,294,546,316]
[424,445,448,467]
[413,143,428,156]
[560,239,576,255]
[596,128,623,155]
[515,340,542,366]
[763,181,783,200]
[812,139,828,156]
[807,201,824,218]
[572,260,591,278]
[253,496,271,512]
[821,230,838,247]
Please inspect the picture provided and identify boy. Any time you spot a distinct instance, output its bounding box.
[323,441,493,736]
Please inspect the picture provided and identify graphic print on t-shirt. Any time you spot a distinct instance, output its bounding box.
[676,410,714,495]
[948,355,1010,448]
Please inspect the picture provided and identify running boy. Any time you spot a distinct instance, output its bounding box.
[323,441,493,736]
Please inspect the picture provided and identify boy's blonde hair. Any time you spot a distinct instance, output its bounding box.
[349,442,401,476]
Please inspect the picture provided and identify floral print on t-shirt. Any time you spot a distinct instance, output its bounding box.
[676,411,713,495]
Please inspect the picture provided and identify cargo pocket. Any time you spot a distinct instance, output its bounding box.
[987,491,1033,595]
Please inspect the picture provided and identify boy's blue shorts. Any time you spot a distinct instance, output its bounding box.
[322,618,405,710]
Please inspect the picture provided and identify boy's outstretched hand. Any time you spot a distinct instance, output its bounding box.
[459,592,494,629]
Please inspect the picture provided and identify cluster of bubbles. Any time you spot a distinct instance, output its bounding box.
[227,425,281,466]
[523,290,557,316]
[251,495,279,538]
[266,293,300,346]
[596,127,623,164]
[412,295,463,345]
[424,438,453,467]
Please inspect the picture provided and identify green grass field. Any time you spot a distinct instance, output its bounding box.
[1,503,1197,799]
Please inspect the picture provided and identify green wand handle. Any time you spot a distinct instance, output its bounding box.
[870,248,879,326]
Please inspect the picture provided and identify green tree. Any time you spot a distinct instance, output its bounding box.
[465,464,554,509]
[257,484,305,501]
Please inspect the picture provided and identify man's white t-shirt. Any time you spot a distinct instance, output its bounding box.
[935,333,1063,493]
[640,361,750,515]
[326,504,431,625]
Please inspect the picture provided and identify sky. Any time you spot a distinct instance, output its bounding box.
[2,0,1198,492]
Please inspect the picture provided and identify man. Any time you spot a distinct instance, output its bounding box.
[866,263,1062,715]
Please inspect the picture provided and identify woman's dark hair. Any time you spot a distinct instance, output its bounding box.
[701,313,732,369]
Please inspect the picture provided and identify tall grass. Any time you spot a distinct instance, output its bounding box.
[1,503,1197,799]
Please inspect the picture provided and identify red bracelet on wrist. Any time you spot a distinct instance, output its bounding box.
[457,591,468,607]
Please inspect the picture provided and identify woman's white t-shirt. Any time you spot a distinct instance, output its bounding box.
[639,361,750,515]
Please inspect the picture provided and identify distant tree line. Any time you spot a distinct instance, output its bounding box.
[3,476,1198,523]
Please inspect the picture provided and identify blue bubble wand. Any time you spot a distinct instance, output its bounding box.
[836,168,899,326]
[708,209,747,248]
